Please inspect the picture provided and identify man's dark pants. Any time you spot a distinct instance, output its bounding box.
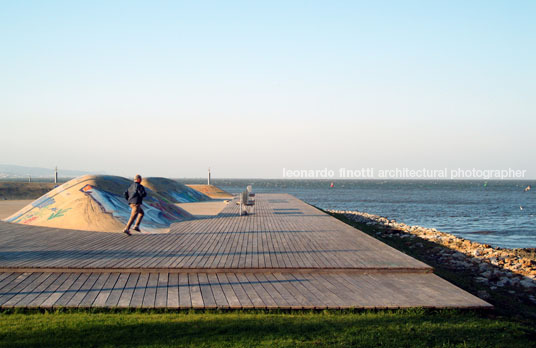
[125,204,144,230]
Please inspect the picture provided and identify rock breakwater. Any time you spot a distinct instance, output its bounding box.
[329,209,536,306]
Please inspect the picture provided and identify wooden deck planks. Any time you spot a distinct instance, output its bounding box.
[0,194,431,271]
[105,273,129,307]
[93,273,120,307]
[117,273,139,308]
[155,272,169,308]
[0,271,491,309]
[178,273,191,308]
[0,193,491,309]
[130,273,149,308]
[42,273,82,308]
[166,273,179,308]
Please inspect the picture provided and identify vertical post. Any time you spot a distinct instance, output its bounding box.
[28,175,31,183]
[54,166,58,184]
[207,167,211,185]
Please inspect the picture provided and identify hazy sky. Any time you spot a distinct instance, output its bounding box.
[1,1,534,179]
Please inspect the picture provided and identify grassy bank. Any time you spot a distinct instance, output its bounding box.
[0,309,534,348]
[0,182,59,200]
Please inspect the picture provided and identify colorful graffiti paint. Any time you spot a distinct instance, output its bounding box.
[32,195,56,209]
[7,192,63,224]
[47,208,71,220]
[168,191,201,203]
[4,175,194,233]
[80,184,191,230]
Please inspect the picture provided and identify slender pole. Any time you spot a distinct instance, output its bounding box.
[207,167,211,185]
[54,166,58,184]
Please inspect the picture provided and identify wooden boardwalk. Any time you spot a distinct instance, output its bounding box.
[0,194,491,309]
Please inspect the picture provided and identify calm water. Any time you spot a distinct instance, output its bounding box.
[180,179,536,249]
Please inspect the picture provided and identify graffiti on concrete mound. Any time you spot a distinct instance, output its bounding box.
[7,193,63,224]
[32,195,56,209]
[167,190,204,203]
[4,174,194,232]
[48,208,71,220]
[80,184,188,229]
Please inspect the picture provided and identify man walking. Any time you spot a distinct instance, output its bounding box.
[123,174,147,235]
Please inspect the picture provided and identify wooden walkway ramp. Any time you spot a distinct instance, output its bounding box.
[0,194,491,309]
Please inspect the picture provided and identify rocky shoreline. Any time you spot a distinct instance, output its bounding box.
[328,209,536,307]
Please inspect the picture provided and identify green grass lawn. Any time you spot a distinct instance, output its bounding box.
[2,212,535,348]
[0,309,534,348]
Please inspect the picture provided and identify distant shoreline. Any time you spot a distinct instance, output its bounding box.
[2,179,534,247]
[2,177,536,182]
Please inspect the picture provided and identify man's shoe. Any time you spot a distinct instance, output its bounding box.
[123,229,131,236]
[133,227,141,232]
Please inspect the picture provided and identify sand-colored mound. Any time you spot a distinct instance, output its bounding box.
[142,177,211,203]
[3,175,193,233]
[187,184,234,199]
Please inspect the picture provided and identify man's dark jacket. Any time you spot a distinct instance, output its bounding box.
[124,182,147,205]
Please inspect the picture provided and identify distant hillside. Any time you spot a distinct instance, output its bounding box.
[0,182,58,200]
[0,164,93,179]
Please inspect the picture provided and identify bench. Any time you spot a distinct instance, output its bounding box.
[238,186,255,216]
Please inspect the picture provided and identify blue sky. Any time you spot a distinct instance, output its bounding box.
[1,1,534,178]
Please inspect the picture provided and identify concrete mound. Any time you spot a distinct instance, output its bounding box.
[142,177,211,203]
[3,175,193,233]
[187,184,234,199]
